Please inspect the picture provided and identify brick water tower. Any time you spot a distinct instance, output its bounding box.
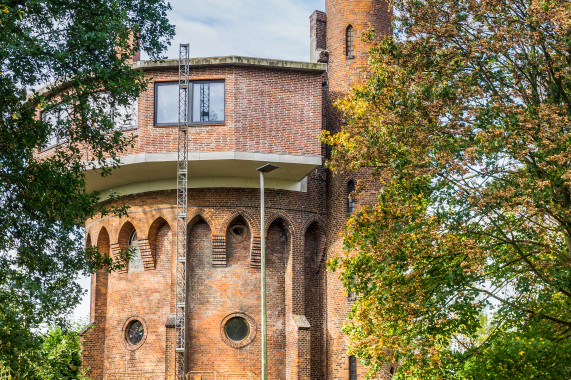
[36,1,394,379]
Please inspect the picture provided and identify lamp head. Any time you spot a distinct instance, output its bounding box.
[256,163,280,173]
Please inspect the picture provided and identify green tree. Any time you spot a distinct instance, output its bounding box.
[35,325,87,380]
[322,0,571,378]
[1,323,88,379]
[0,0,173,374]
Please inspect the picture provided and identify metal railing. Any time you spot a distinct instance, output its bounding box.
[104,371,258,380]
[106,373,174,380]
[185,371,258,380]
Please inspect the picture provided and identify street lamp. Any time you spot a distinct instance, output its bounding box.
[257,163,279,380]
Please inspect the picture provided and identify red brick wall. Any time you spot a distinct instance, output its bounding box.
[38,65,323,162]
[311,10,327,53]
[84,166,329,378]
[80,229,110,380]
[103,221,172,375]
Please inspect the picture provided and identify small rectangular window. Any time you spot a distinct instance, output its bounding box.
[154,81,225,126]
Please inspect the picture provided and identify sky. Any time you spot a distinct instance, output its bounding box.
[72,0,326,323]
[147,0,325,61]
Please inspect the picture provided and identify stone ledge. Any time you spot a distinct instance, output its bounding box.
[291,314,311,330]
[132,56,327,72]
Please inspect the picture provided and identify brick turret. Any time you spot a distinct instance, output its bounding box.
[321,1,393,379]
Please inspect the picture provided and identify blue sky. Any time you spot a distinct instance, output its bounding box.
[73,0,326,323]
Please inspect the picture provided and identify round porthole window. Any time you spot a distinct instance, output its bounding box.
[224,316,249,342]
[220,312,256,348]
[125,320,144,346]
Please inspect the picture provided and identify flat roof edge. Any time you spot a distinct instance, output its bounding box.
[132,56,327,72]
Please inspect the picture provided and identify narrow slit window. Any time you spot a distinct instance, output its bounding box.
[347,180,356,218]
[346,25,354,58]
[128,230,144,272]
[349,355,358,380]
[348,275,357,302]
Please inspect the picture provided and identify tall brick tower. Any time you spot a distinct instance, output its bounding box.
[311,1,392,379]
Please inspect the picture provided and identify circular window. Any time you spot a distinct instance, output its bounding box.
[229,224,247,243]
[220,312,256,348]
[224,316,249,342]
[125,320,144,346]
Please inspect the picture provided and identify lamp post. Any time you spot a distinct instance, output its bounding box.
[257,163,279,380]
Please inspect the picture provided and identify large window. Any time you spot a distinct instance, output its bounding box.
[91,92,138,131]
[41,94,137,150]
[154,81,225,126]
[42,106,70,149]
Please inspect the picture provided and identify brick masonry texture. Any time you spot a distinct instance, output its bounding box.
[76,1,396,379]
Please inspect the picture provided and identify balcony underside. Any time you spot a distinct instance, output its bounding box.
[84,151,322,199]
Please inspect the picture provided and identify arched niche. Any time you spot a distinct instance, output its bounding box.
[118,221,143,273]
[225,215,251,267]
[147,217,170,270]
[265,218,290,378]
[97,227,110,256]
[303,221,326,379]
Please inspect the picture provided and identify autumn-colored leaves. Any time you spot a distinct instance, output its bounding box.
[323,0,571,378]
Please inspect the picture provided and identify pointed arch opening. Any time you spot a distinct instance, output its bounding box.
[304,221,326,379]
[226,215,251,267]
[118,221,143,273]
[265,217,289,376]
[148,217,170,270]
[96,227,110,256]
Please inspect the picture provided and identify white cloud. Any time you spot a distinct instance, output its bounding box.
[145,0,325,61]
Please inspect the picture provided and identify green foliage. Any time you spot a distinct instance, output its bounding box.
[0,0,173,374]
[1,324,88,379]
[34,325,87,380]
[458,327,571,379]
[323,0,571,378]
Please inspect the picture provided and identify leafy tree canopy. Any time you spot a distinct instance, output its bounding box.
[0,0,173,373]
[1,323,88,379]
[323,0,571,378]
